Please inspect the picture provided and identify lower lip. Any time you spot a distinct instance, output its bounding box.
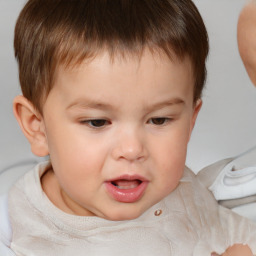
[104,181,148,203]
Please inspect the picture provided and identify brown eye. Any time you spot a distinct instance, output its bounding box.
[81,119,109,128]
[90,119,107,127]
[149,118,169,125]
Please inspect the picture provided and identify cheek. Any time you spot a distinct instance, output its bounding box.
[46,127,108,184]
[51,138,100,172]
[46,121,95,161]
[153,127,190,182]
[157,126,190,160]
[48,135,102,197]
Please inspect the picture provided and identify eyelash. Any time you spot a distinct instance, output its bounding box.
[80,117,173,129]
[147,117,172,126]
[80,119,111,128]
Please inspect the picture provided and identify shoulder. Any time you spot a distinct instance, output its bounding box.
[8,161,50,217]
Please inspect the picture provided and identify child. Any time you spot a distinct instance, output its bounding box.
[4,0,256,255]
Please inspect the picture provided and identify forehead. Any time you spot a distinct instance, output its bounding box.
[55,50,193,88]
[42,49,196,119]
[44,48,194,113]
[60,46,187,70]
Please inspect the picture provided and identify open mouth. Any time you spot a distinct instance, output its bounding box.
[111,179,142,189]
[105,176,148,203]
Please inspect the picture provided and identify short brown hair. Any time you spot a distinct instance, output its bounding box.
[14,0,209,113]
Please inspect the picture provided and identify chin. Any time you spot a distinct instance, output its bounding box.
[103,207,144,221]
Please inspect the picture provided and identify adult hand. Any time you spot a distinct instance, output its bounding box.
[211,244,253,256]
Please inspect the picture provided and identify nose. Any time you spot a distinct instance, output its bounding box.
[111,128,147,162]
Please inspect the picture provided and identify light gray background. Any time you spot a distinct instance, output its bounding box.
[1,0,256,174]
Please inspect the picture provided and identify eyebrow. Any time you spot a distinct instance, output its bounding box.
[143,98,185,113]
[66,98,185,112]
[66,99,115,111]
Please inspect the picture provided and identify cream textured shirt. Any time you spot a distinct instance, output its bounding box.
[8,162,256,255]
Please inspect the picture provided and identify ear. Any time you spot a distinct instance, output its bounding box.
[13,95,49,157]
[189,99,202,135]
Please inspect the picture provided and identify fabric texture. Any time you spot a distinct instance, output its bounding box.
[8,161,256,256]
[197,146,256,208]
[0,194,15,256]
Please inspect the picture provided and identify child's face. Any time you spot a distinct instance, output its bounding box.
[41,50,201,220]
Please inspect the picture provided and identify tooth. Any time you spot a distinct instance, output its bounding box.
[112,180,141,189]
[117,184,137,189]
